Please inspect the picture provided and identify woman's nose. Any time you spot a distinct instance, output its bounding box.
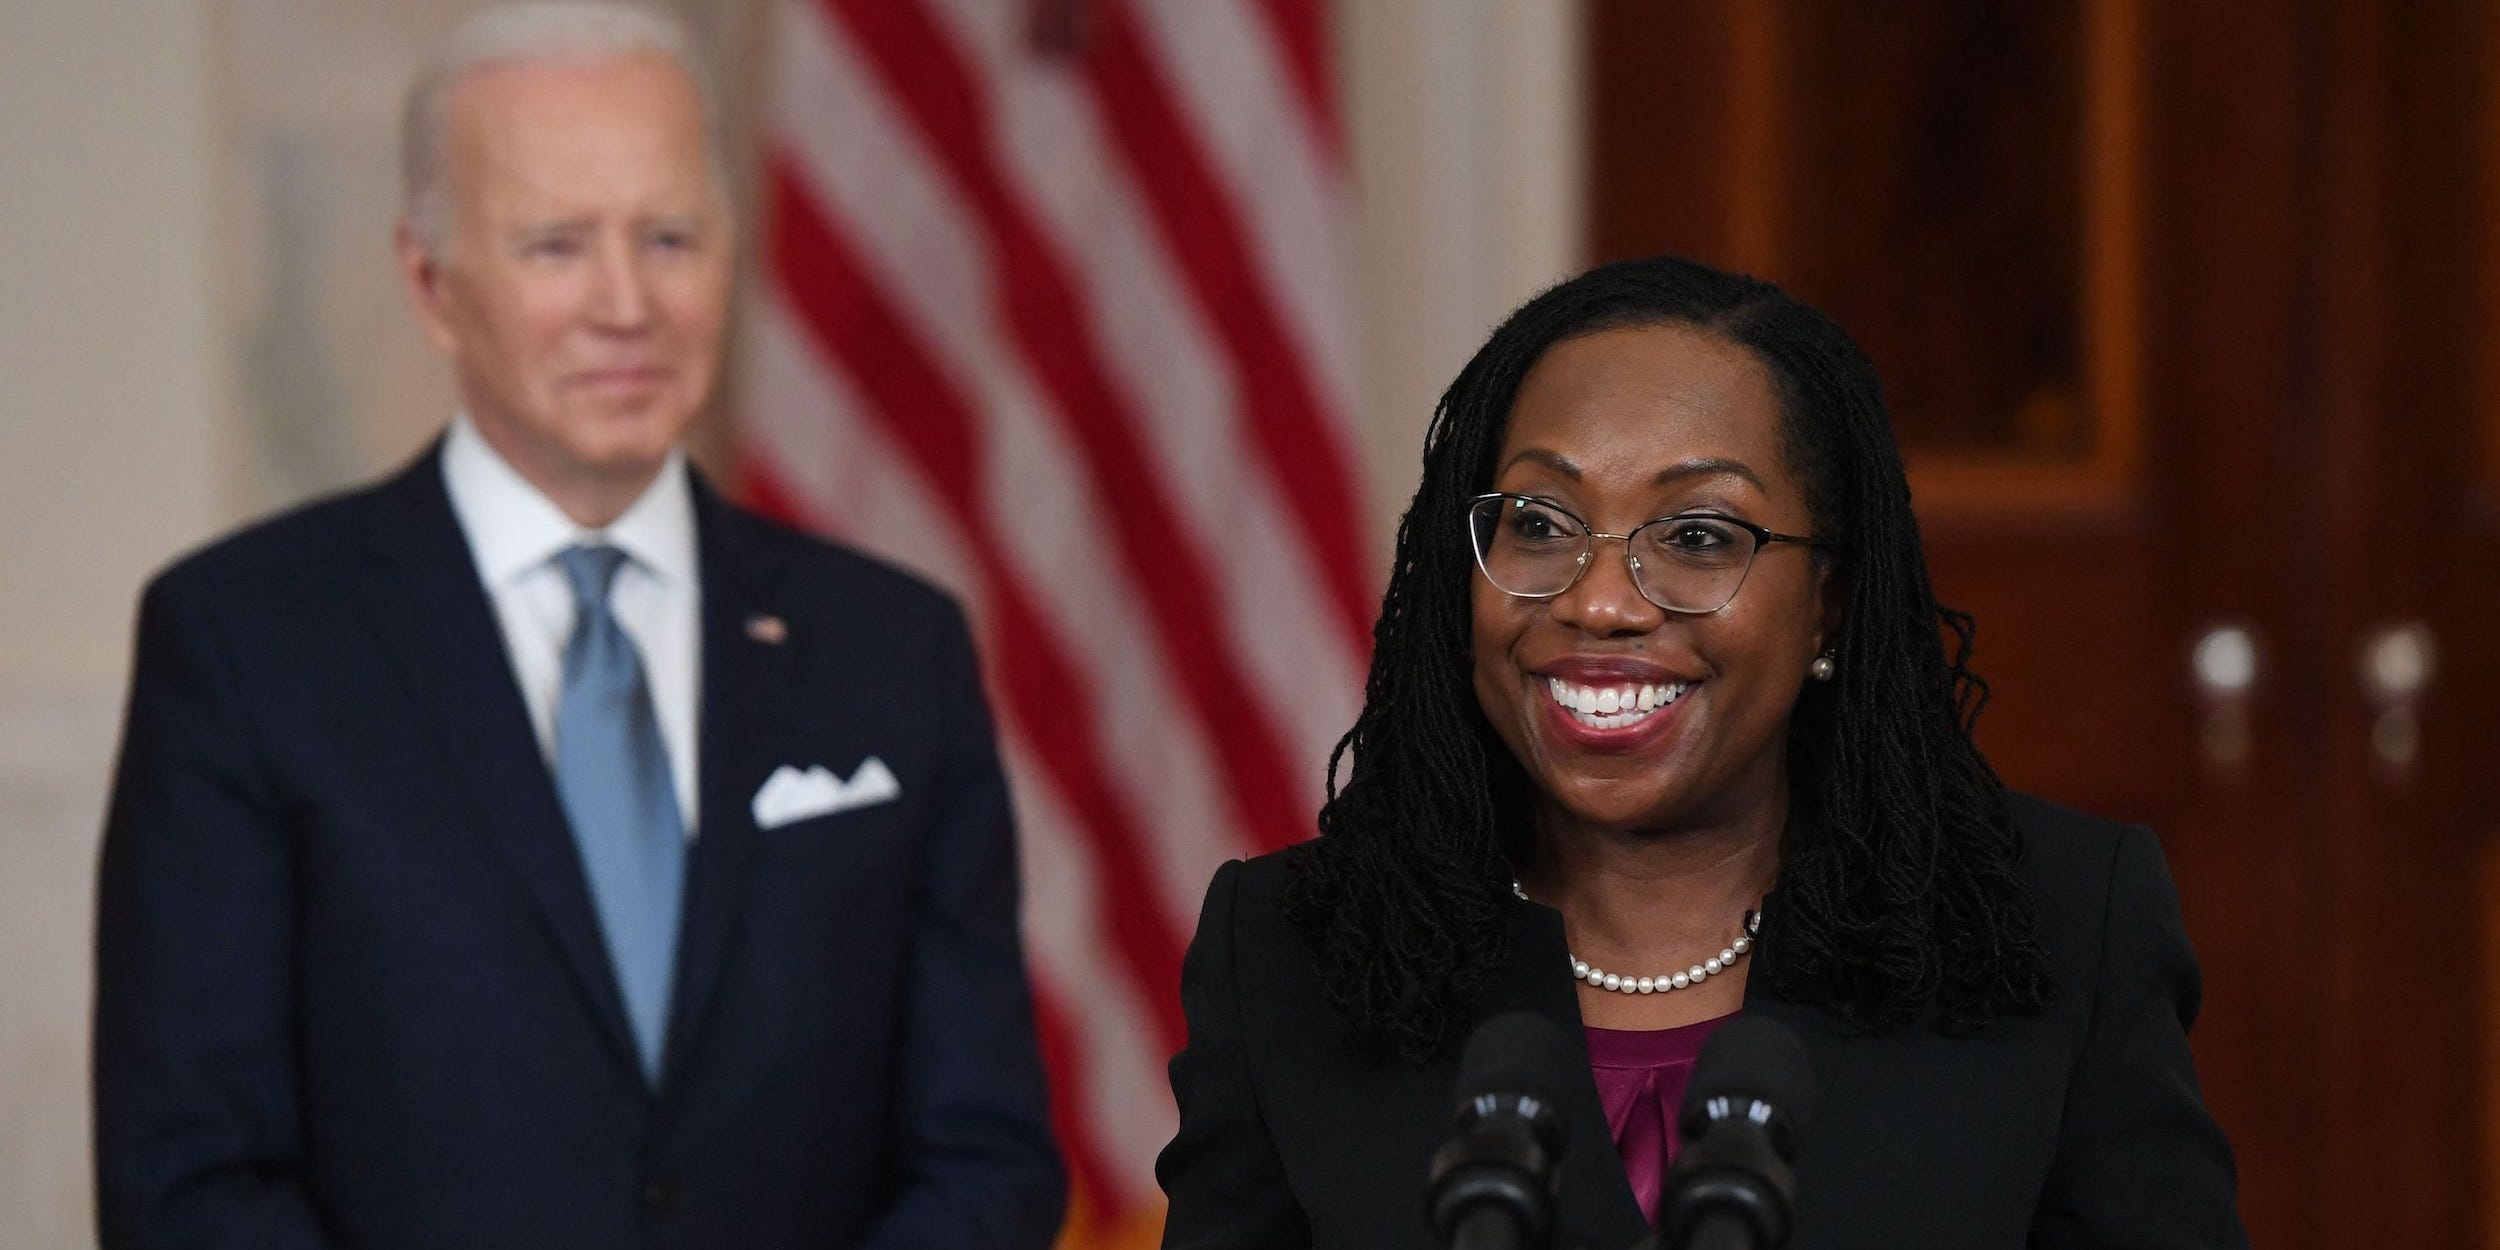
[1546,537,1665,636]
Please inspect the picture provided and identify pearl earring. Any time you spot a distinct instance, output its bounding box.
[1809,652,1836,682]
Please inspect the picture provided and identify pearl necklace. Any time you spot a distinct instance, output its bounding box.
[1511,880,1761,996]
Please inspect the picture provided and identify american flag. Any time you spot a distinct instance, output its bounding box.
[737,0,1371,1242]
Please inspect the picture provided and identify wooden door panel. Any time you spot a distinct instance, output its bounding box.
[1585,0,2171,798]
[1588,3,2490,1247]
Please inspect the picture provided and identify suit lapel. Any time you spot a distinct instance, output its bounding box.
[656,480,793,1092]
[353,446,644,1082]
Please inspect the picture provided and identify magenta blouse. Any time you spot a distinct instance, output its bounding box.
[1584,1014,1735,1226]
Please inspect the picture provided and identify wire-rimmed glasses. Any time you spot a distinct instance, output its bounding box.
[1466,492,1817,615]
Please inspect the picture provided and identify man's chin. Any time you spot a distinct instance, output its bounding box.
[578,441,681,486]
[562,410,694,469]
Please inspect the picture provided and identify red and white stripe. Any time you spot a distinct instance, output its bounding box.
[739,0,1368,1240]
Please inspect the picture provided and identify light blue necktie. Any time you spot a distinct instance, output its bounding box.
[551,544,687,1084]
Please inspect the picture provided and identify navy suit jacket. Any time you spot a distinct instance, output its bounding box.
[95,447,1064,1249]
[1158,794,2248,1249]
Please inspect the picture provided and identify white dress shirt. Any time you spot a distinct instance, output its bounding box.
[441,415,702,833]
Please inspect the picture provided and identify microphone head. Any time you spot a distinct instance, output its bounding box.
[1677,1014,1816,1157]
[1430,1011,1577,1244]
[1448,1010,1578,1139]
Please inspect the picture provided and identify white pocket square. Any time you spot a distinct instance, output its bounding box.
[750,757,901,830]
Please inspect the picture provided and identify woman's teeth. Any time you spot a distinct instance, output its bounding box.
[1545,677,1690,729]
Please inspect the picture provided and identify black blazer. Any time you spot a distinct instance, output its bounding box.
[94,448,1064,1249]
[1158,793,2247,1249]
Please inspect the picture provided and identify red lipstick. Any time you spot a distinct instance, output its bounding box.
[1532,658,1701,755]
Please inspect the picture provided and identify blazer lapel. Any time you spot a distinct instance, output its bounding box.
[353,446,645,1082]
[1480,901,1655,1250]
[655,480,792,1092]
[1737,963,1856,1185]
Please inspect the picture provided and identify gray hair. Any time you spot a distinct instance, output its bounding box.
[400,1,725,256]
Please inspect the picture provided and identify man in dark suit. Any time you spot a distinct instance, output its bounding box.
[92,5,1063,1246]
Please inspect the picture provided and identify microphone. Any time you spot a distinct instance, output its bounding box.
[1427,1010,1578,1250]
[1654,1016,1815,1250]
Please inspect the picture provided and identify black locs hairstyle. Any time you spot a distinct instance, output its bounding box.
[1282,254,2055,1064]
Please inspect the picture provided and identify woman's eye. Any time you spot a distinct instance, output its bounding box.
[1506,504,1578,542]
[1666,521,1734,549]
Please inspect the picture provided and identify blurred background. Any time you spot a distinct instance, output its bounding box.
[2,1,2493,1247]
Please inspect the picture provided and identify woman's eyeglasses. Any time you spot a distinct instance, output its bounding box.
[1466,492,1817,615]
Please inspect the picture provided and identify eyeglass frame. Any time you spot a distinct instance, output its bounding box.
[1465,491,1820,615]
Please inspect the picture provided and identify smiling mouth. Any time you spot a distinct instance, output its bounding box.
[1544,676,1692,731]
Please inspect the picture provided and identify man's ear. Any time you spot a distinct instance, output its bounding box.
[394,220,460,355]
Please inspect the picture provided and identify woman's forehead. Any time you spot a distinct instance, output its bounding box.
[1498,324,1790,490]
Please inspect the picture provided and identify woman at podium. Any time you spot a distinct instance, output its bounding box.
[1156,254,2246,1249]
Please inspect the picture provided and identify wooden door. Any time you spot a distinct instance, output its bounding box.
[1587,3,2496,1246]
[2329,3,2500,1241]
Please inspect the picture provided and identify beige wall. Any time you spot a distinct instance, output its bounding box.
[0,4,226,1244]
[0,2,1582,1243]
[1344,0,1585,537]
[0,1,228,681]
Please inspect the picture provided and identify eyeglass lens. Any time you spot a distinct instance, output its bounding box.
[1468,495,1761,614]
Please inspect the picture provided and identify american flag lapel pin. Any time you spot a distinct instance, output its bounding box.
[745,613,788,645]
